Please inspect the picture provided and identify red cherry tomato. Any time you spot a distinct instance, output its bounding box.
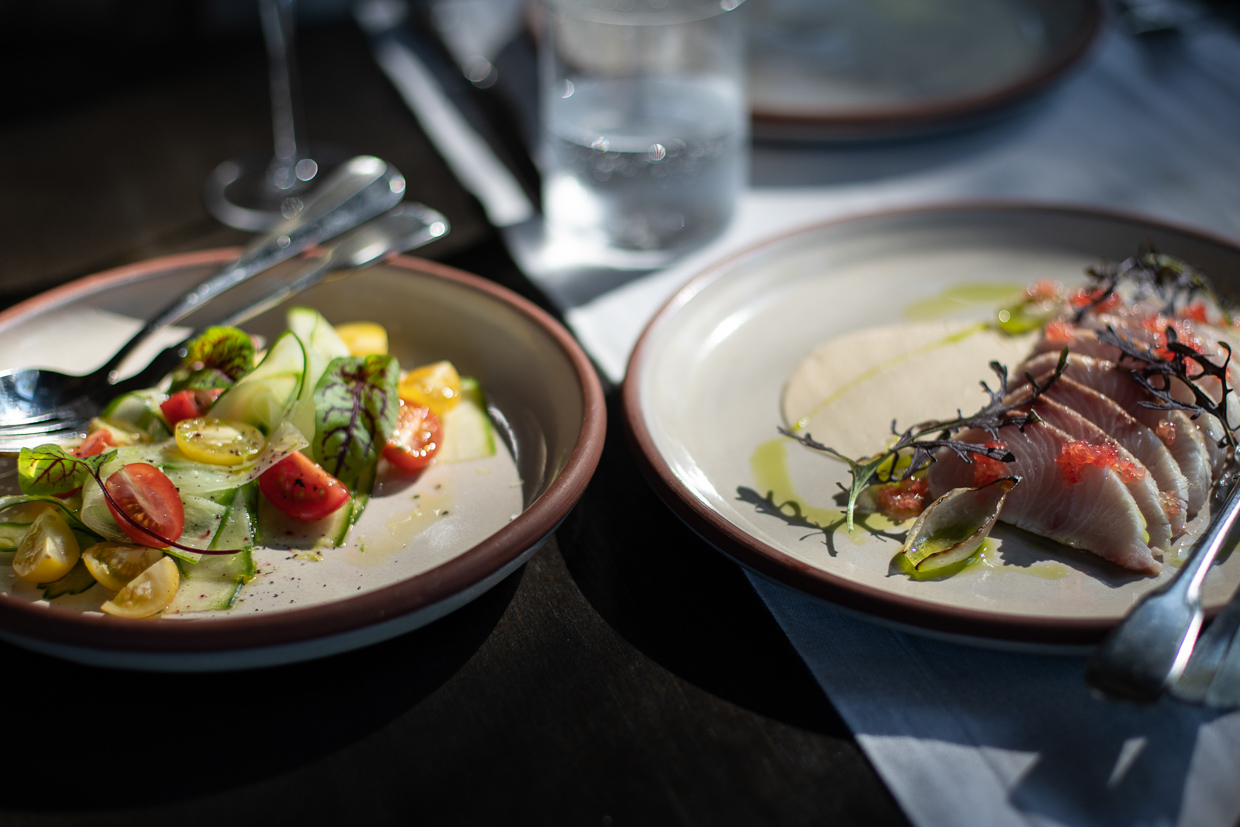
[75,429,116,458]
[259,452,350,521]
[160,388,224,427]
[382,402,443,474]
[104,463,186,548]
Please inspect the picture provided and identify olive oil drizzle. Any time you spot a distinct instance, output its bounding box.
[792,322,991,431]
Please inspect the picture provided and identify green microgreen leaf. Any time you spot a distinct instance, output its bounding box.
[170,326,255,391]
[18,444,115,496]
[311,355,400,492]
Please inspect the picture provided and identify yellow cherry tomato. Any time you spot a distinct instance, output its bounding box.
[100,556,180,619]
[13,509,81,584]
[336,322,389,356]
[175,418,265,466]
[398,361,461,416]
[82,542,166,592]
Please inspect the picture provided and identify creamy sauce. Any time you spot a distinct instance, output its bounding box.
[782,320,1036,455]
[764,317,1090,580]
[366,482,457,568]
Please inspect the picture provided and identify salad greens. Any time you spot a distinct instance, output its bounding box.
[312,355,400,493]
[171,325,256,390]
[18,445,110,496]
[1,306,497,618]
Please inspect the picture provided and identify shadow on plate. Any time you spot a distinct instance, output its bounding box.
[1,563,523,810]
[556,391,848,737]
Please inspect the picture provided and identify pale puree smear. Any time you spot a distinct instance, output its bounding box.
[778,251,1240,579]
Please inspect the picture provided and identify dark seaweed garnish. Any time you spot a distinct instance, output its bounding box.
[1075,248,1222,322]
[781,350,1068,530]
[1096,325,1237,450]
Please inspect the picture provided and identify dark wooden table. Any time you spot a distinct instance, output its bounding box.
[0,11,907,825]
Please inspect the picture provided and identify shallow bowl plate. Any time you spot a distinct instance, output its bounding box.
[0,251,605,670]
[624,203,1240,648]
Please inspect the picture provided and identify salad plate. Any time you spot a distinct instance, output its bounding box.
[623,203,1240,649]
[0,250,605,670]
[748,0,1101,141]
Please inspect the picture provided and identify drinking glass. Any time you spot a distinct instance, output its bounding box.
[538,0,748,268]
[205,0,345,231]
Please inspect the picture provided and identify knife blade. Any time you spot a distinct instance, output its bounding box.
[354,0,657,309]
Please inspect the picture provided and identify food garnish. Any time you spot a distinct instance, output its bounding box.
[782,249,1240,576]
[1,306,499,617]
[781,353,1066,532]
[900,477,1018,574]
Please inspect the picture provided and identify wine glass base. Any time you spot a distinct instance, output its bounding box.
[204,144,353,232]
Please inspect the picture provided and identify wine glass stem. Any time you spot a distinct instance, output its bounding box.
[260,0,308,191]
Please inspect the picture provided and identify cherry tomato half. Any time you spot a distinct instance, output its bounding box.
[259,452,350,521]
[160,388,224,427]
[75,429,116,458]
[104,463,186,548]
[383,402,443,474]
[175,417,265,466]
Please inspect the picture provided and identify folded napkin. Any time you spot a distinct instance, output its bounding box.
[750,574,1240,827]
[554,21,1240,827]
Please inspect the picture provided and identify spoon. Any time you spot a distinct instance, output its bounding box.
[0,202,449,453]
[0,155,404,429]
[209,201,449,329]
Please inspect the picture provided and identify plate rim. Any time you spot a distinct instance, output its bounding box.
[622,200,1240,646]
[0,249,607,658]
[749,0,1104,141]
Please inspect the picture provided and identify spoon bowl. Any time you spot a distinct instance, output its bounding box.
[0,200,448,454]
[0,156,404,430]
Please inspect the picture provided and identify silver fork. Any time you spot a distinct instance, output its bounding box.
[1085,460,1240,702]
[0,155,403,433]
[0,201,449,454]
[1171,562,1240,708]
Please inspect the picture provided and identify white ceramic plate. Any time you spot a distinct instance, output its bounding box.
[0,251,605,670]
[624,204,1240,648]
[748,0,1102,141]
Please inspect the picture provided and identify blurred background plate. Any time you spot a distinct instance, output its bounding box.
[0,251,605,670]
[749,0,1103,141]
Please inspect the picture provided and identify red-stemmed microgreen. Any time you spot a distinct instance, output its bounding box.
[18,444,243,555]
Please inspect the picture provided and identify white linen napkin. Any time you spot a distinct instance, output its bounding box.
[750,574,1240,827]
[556,20,1240,827]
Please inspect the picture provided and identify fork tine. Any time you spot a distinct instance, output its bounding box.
[0,420,91,455]
[0,409,95,435]
[0,344,183,434]
[0,410,79,429]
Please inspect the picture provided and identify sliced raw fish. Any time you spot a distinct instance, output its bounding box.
[1031,317,1235,470]
[1026,372,1189,536]
[1016,351,1212,516]
[927,420,1160,574]
[1088,312,1237,462]
[1029,326,1117,363]
[1003,390,1172,551]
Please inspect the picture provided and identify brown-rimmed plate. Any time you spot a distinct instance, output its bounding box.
[623,203,1240,649]
[0,251,605,670]
[749,0,1103,142]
